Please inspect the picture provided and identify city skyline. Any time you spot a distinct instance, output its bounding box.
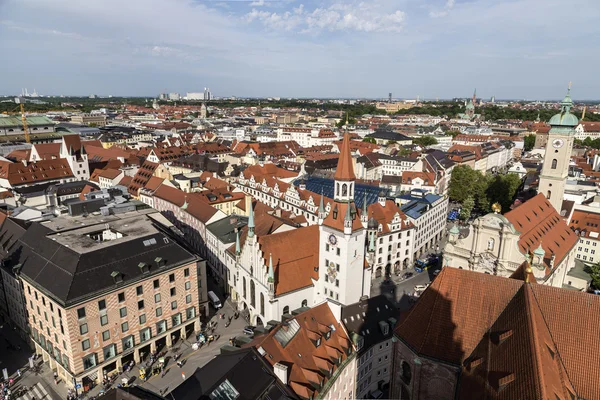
[0,0,599,99]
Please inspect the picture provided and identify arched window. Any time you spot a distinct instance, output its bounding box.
[260,293,265,316]
[487,238,495,251]
[547,190,551,199]
[243,277,247,299]
[349,183,353,196]
[336,183,340,196]
[342,184,348,196]
[551,159,557,169]
[283,306,289,315]
[250,280,256,307]
[401,361,412,384]
[301,299,308,307]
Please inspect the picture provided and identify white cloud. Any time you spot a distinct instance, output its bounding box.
[245,2,405,33]
[249,0,266,6]
[429,0,455,18]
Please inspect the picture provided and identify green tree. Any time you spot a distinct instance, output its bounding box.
[486,174,522,212]
[362,137,376,144]
[585,263,600,289]
[336,116,357,128]
[447,130,461,138]
[524,134,536,151]
[387,140,397,145]
[448,165,479,203]
[460,196,475,220]
[396,147,412,156]
[412,136,438,147]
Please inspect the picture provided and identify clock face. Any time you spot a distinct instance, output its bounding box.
[328,234,337,245]
[552,139,564,149]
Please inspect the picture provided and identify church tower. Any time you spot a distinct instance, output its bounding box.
[538,86,578,213]
[318,133,370,305]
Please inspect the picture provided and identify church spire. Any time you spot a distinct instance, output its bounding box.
[235,229,241,255]
[267,253,274,283]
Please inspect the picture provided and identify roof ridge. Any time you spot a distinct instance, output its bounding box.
[523,285,547,398]
[528,285,577,395]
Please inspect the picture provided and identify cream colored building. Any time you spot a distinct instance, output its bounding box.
[70,114,107,127]
[375,102,412,113]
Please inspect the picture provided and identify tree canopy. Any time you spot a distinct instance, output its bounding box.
[362,137,376,144]
[412,135,438,147]
[585,263,600,289]
[449,165,523,214]
[524,134,536,151]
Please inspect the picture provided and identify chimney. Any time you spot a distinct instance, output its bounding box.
[21,159,27,166]
[273,363,288,385]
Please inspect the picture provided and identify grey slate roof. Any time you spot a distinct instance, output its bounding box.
[206,215,248,244]
[6,212,197,307]
[168,347,297,400]
[341,295,399,353]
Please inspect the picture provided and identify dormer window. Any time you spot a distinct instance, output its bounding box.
[325,330,331,340]
[315,338,321,347]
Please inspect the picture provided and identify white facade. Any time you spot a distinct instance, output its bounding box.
[356,338,393,399]
[380,157,422,176]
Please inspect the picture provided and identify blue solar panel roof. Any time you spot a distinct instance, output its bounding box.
[295,177,383,210]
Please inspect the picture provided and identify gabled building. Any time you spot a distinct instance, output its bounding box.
[391,267,599,400]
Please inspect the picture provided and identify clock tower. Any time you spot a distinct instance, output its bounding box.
[317,133,370,305]
[538,86,578,214]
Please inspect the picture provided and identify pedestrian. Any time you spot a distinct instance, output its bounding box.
[17,369,20,377]
[181,371,186,380]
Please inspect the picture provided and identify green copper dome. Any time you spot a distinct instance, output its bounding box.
[533,243,545,256]
[465,100,475,110]
[449,224,460,235]
[548,87,578,127]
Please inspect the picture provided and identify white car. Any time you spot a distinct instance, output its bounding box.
[414,284,428,291]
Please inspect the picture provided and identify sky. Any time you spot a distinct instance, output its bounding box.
[0,0,599,99]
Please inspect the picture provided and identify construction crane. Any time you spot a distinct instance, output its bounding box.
[20,103,31,143]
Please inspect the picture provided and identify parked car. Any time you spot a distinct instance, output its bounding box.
[402,272,414,279]
[414,284,428,291]
[243,326,255,335]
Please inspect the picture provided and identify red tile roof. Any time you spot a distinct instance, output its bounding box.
[568,209,600,238]
[253,303,353,399]
[504,194,578,272]
[258,225,320,295]
[395,267,600,399]
[128,160,159,196]
[0,159,73,186]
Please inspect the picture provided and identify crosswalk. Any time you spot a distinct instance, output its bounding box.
[16,382,52,399]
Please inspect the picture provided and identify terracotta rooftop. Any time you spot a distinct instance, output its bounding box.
[395,267,600,399]
[253,303,353,399]
[569,209,600,238]
[128,160,159,196]
[322,202,363,232]
[367,200,413,234]
[0,159,73,186]
[504,194,578,272]
[258,225,320,295]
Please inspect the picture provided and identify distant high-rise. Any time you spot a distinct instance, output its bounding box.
[389,92,392,103]
[203,88,212,101]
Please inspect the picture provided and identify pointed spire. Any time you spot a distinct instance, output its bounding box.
[267,253,274,283]
[362,192,368,215]
[345,202,352,221]
[318,190,325,215]
[334,133,356,181]
[248,202,255,238]
[235,230,241,255]
[368,230,376,253]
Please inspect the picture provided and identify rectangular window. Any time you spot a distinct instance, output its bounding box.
[103,343,117,361]
[82,339,90,351]
[119,307,127,318]
[118,292,125,302]
[102,330,110,341]
[122,335,134,350]
[155,293,161,303]
[121,322,129,333]
[172,313,182,326]
[171,301,177,310]
[139,327,151,343]
[138,300,144,310]
[156,307,162,317]
[98,299,106,311]
[186,294,192,304]
[336,248,340,256]
[100,314,108,326]
[184,268,190,277]
[77,307,86,319]
[335,279,339,287]
[153,279,160,289]
[169,273,175,283]
[186,307,196,320]
[156,320,167,335]
[63,340,67,350]
[136,285,143,296]
[170,287,176,296]
[185,281,191,290]
[82,354,97,370]
[80,323,88,335]
[139,314,146,325]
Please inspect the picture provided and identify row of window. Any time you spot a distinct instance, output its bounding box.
[77,271,190,319]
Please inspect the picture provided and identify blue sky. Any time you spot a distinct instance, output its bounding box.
[0,0,599,99]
